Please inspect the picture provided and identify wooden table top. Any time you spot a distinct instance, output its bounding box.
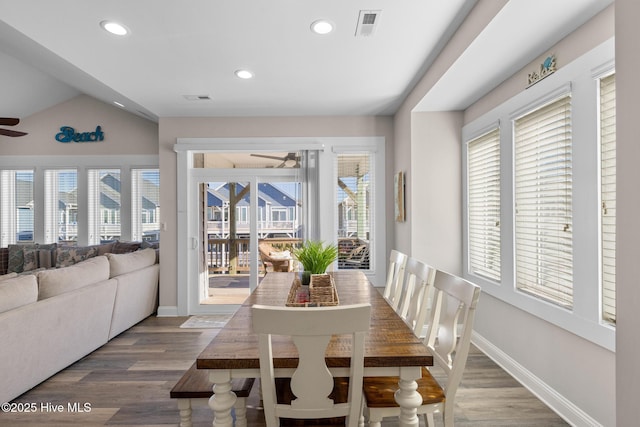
[197,271,433,370]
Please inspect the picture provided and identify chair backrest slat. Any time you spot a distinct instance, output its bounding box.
[383,250,408,309]
[396,257,436,337]
[252,303,371,427]
[424,271,481,401]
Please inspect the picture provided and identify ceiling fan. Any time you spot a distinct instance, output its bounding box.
[0,118,28,137]
[250,152,299,168]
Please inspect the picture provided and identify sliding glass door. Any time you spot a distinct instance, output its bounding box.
[187,152,308,314]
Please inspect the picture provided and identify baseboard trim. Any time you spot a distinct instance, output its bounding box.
[157,306,178,317]
[472,331,601,427]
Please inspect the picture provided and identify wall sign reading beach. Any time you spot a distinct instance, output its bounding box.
[55,125,104,143]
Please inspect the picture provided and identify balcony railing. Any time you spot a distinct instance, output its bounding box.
[208,237,301,275]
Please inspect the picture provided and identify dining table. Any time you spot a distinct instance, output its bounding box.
[196,270,433,427]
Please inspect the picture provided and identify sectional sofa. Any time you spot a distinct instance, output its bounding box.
[0,242,160,404]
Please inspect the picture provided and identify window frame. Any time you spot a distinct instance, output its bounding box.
[0,155,158,246]
[597,70,616,325]
[461,39,615,351]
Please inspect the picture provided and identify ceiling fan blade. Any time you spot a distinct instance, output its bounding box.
[0,117,20,126]
[250,154,286,161]
[0,128,28,137]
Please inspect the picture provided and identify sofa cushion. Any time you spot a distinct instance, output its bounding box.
[37,255,110,300]
[106,248,157,278]
[0,272,18,282]
[55,245,99,268]
[0,274,38,313]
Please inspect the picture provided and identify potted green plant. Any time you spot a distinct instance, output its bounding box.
[292,240,338,285]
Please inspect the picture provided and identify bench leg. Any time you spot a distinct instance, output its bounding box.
[177,398,193,427]
[234,397,248,427]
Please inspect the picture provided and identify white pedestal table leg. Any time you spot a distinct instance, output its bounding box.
[394,366,423,427]
[208,370,237,427]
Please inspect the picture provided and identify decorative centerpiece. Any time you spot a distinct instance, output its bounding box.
[286,240,339,306]
[292,240,338,285]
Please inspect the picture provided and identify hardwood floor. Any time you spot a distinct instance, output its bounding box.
[1,316,569,426]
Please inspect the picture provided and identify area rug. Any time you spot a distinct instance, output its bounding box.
[179,314,233,329]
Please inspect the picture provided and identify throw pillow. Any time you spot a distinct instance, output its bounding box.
[7,244,38,273]
[22,247,39,272]
[36,243,58,269]
[0,247,9,275]
[111,240,141,254]
[55,245,100,268]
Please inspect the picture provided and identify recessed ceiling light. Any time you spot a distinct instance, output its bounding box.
[235,69,254,79]
[311,20,334,35]
[113,101,125,108]
[100,20,129,36]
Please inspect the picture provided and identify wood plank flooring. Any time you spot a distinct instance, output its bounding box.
[1,316,569,426]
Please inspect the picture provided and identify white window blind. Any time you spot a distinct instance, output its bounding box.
[132,169,160,242]
[600,73,616,324]
[88,169,121,244]
[0,170,34,246]
[514,95,573,308]
[44,169,78,244]
[467,128,501,282]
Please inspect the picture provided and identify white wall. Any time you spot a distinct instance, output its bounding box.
[157,116,394,312]
[392,0,508,256]
[410,111,462,275]
[1,94,158,156]
[396,4,616,426]
[615,0,640,424]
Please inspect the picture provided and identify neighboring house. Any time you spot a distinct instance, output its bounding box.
[15,173,160,243]
[206,182,300,239]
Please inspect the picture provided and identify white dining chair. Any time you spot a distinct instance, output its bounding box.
[396,257,436,337]
[252,303,371,427]
[382,249,408,311]
[363,270,481,427]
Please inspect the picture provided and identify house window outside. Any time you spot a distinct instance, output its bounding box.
[466,128,501,282]
[132,169,160,241]
[271,208,288,222]
[514,95,573,308]
[599,73,616,324]
[44,169,78,243]
[0,170,34,245]
[88,169,121,244]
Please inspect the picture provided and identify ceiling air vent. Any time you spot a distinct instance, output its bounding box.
[183,95,211,101]
[355,10,381,37]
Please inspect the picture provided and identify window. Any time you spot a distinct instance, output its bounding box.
[600,73,616,324]
[336,153,372,271]
[0,170,34,245]
[514,95,573,308]
[271,208,287,222]
[44,169,78,243]
[88,169,121,244]
[467,128,501,282]
[132,169,160,241]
